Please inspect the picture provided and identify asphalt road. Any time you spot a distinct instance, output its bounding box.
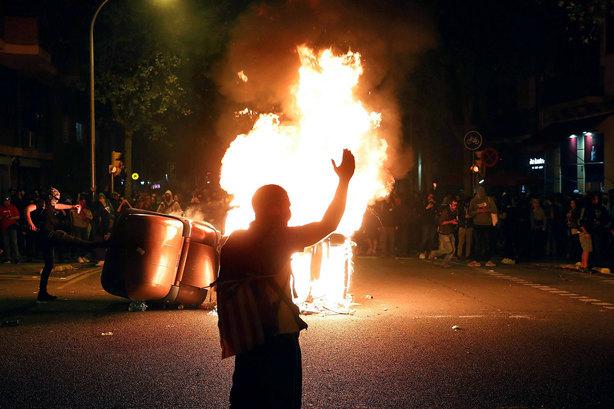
[1,258,614,409]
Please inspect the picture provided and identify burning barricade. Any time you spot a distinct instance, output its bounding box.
[220,46,394,314]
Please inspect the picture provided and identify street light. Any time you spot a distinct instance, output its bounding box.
[89,0,111,200]
[89,0,174,199]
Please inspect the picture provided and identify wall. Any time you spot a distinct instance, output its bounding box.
[598,115,614,191]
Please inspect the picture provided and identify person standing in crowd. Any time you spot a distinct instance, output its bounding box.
[500,195,520,264]
[468,186,498,267]
[581,194,611,267]
[395,196,411,257]
[217,149,355,409]
[150,193,159,211]
[418,193,437,259]
[71,196,93,263]
[456,195,473,260]
[565,198,582,262]
[0,195,21,263]
[430,198,458,260]
[578,205,594,272]
[109,192,121,211]
[92,193,114,267]
[360,205,381,256]
[157,190,182,214]
[529,198,547,260]
[25,188,105,302]
[379,196,398,257]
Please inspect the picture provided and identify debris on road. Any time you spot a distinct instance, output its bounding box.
[100,332,113,336]
[1,319,20,327]
[452,325,462,331]
[128,301,147,312]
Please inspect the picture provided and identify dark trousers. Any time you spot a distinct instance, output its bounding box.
[530,229,546,260]
[2,228,21,261]
[230,333,302,409]
[419,224,436,252]
[503,227,519,262]
[38,230,104,295]
[473,225,493,262]
[380,226,396,257]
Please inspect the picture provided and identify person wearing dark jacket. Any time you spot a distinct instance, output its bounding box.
[456,197,473,260]
[581,194,611,267]
[565,198,582,262]
[91,193,114,266]
[500,196,520,264]
[418,193,437,259]
[25,188,106,302]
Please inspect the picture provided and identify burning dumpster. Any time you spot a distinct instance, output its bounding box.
[101,209,220,306]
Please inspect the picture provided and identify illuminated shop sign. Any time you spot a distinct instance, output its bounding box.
[529,157,545,170]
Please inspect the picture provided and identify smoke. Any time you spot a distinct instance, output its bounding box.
[215,0,435,178]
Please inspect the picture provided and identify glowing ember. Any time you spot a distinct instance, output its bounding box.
[237,70,249,82]
[220,46,393,311]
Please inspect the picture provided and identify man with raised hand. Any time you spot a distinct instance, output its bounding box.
[217,149,355,409]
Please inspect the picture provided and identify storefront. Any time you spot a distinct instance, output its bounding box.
[562,131,605,193]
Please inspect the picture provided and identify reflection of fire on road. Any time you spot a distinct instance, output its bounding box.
[220,46,394,313]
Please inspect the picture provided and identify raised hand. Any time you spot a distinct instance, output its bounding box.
[331,149,355,182]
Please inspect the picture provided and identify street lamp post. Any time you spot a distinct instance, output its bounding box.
[89,0,111,200]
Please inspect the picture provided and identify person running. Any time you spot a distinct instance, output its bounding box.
[25,188,106,302]
[217,149,355,409]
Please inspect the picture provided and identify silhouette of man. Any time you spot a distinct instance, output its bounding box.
[217,149,355,409]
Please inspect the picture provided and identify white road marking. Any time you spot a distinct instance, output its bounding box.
[57,268,100,290]
[479,268,612,311]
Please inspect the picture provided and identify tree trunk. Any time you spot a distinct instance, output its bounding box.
[124,129,133,199]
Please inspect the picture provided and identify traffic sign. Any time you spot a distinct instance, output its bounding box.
[482,148,499,168]
[464,131,483,151]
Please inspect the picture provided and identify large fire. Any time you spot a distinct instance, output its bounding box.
[220,46,393,311]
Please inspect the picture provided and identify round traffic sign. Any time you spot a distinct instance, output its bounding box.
[482,148,499,168]
[464,131,483,151]
[131,172,140,181]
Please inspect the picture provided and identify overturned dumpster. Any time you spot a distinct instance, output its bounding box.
[101,209,220,307]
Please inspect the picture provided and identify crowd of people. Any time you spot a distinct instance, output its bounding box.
[0,184,231,266]
[357,186,614,272]
[2,184,613,273]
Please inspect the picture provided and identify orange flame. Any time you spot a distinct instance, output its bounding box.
[220,46,394,310]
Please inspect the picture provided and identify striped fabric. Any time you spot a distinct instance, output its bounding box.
[217,276,307,359]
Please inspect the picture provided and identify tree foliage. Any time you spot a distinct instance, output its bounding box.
[555,0,614,42]
[97,52,191,141]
